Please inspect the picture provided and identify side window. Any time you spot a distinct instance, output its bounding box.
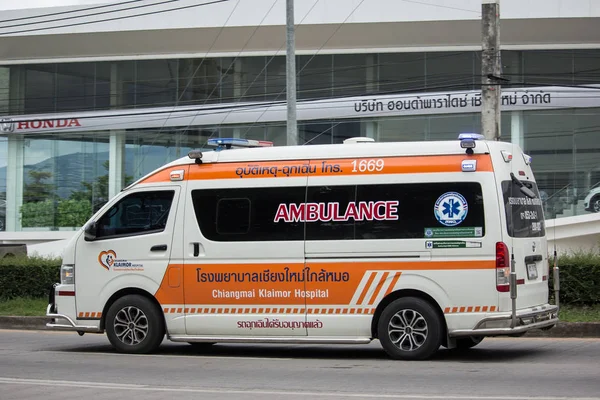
[355,182,485,239]
[216,198,250,235]
[96,190,175,239]
[192,186,306,241]
[305,185,356,240]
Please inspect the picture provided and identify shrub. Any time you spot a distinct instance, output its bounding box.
[548,249,600,305]
[0,255,61,300]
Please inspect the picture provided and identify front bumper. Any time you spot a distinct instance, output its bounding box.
[46,285,102,333]
[449,304,559,337]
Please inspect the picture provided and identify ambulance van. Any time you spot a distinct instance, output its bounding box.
[46,134,559,360]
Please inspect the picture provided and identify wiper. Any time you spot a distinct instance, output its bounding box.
[510,172,536,199]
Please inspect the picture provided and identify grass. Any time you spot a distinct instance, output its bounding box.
[558,304,600,323]
[0,297,598,321]
[0,297,48,316]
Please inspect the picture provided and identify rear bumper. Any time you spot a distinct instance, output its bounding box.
[449,304,559,337]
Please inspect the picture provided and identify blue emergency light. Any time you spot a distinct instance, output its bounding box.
[207,138,274,151]
[458,133,484,155]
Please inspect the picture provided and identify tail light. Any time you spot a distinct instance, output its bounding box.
[496,242,510,292]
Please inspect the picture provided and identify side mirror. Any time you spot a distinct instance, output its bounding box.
[84,222,97,241]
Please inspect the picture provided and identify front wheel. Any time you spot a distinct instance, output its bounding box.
[105,295,165,354]
[377,297,443,360]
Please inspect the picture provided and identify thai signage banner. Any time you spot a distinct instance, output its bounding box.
[1,85,599,134]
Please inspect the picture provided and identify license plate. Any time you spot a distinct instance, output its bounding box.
[527,263,538,280]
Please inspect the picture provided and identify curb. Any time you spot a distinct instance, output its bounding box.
[0,316,599,337]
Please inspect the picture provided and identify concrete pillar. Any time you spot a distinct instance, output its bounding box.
[108,131,126,200]
[510,111,524,149]
[6,136,24,231]
[366,54,378,93]
[364,121,378,141]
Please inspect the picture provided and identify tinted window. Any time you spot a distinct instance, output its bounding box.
[192,183,486,242]
[306,186,356,240]
[192,187,306,241]
[216,198,250,235]
[96,191,175,238]
[502,180,545,238]
[305,182,485,240]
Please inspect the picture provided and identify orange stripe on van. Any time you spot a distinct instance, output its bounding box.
[356,272,378,305]
[384,272,402,297]
[141,154,494,184]
[367,272,390,305]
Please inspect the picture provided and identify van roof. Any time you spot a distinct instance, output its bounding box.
[169,139,517,167]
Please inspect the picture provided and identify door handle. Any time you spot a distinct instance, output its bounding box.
[193,243,200,257]
[151,244,168,252]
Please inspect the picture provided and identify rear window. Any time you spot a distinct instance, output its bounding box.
[502,180,545,238]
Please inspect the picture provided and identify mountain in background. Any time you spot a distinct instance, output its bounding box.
[0,147,180,198]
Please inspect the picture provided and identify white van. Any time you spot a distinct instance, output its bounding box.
[47,134,559,360]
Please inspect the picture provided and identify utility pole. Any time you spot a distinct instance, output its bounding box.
[286,0,298,145]
[481,0,502,140]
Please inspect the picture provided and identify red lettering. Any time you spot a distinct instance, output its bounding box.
[331,203,343,221]
[57,119,68,128]
[358,201,374,220]
[68,119,81,127]
[17,121,29,130]
[43,120,54,128]
[344,203,358,221]
[319,203,333,222]
[274,204,290,223]
[31,120,42,129]
[306,203,319,222]
[374,201,387,220]
[288,204,305,222]
[385,201,399,220]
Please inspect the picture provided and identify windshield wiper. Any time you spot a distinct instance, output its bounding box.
[510,172,536,199]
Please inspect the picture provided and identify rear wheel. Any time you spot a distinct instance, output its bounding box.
[377,297,443,360]
[105,295,165,354]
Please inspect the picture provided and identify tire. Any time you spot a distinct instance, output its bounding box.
[377,297,443,360]
[592,196,600,213]
[454,336,484,350]
[105,295,165,354]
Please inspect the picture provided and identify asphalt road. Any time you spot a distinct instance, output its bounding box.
[0,330,599,400]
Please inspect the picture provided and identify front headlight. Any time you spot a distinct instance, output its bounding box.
[61,264,75,285]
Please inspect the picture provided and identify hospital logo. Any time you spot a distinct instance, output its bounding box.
[98,250,116,270]
[434,192,468,227]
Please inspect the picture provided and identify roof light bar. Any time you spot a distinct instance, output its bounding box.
[458,133,484,155]
[207,138,274,150]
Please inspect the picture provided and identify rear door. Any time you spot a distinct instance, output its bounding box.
[494,144,549,311]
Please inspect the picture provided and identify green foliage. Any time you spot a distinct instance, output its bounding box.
[57,199,92,227]
[548,249,600,305]
[20,200,55,227]
[0,297,48,316]
[0,255,61,300]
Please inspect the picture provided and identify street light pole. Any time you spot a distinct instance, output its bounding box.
[286,0,298,145]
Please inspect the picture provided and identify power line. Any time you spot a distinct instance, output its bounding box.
[0,0,143,24]
[0,0,179,30]
[0,0,232,36]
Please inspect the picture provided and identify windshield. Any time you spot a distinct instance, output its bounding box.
[502,179,545,238]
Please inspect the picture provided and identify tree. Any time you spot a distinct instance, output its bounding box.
[23,170,56,203]
[70,160,133,213]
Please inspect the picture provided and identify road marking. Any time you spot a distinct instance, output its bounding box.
[47,350,296,361]
[1,377,599,400]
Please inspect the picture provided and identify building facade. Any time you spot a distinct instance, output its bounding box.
[0,0,599,253]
